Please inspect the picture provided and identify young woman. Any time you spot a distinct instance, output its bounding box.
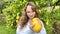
[16,2,46,34]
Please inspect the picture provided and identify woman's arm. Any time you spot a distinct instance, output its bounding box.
[16,23,22,34]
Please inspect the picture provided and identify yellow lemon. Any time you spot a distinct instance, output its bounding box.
[39,10,41,13]
[46,20,48,25]
[32,18,42,33]
[16,16,20,20]
[16,20,19,23]
[16,16,20,23]
[11,24,13,26]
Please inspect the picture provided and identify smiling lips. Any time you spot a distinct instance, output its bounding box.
[30,15,33,18]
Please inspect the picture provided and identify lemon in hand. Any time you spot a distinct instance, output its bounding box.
[32,18,42,33]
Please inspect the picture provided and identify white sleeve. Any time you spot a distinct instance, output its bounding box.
[38,19,47,34]
[16,24,22,34]
[38,18,44,27]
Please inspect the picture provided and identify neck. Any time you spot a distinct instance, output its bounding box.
[28,19,32,22]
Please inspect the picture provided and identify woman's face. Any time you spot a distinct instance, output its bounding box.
[26,5,36,19]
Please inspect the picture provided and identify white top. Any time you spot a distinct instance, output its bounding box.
[16,19,46,34]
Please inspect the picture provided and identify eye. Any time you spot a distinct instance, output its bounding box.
[32,11,35,12]
[27,11,30,13]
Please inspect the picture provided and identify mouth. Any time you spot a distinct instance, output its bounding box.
[30,16,33,17]
[29,16,34,19]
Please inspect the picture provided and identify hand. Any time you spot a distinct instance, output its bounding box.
[29,20,35,31]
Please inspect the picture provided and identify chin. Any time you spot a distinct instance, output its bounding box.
[30,17,34,19]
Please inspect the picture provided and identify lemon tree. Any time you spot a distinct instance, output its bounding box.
[2,0,26,28]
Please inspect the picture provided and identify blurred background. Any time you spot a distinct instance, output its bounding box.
[0,0,60,34]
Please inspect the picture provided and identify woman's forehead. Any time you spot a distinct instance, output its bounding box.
[26,5,32,11]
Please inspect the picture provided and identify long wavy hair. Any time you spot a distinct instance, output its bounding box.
[18,2,40,29]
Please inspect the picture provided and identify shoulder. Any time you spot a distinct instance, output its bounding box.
[37,18,44,26]
[37,18,43,23]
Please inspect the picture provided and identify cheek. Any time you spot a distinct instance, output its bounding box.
[33,12,36,16]
[27,13,30,17]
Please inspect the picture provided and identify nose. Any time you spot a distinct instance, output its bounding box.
[30,13,33,16]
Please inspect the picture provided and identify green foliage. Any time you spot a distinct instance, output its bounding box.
[39,8,53,34]
[39,6,60,34]
[0,24,16,34]
[52,7,60,20]
[52,0,58,4]
[2,0,26,28]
